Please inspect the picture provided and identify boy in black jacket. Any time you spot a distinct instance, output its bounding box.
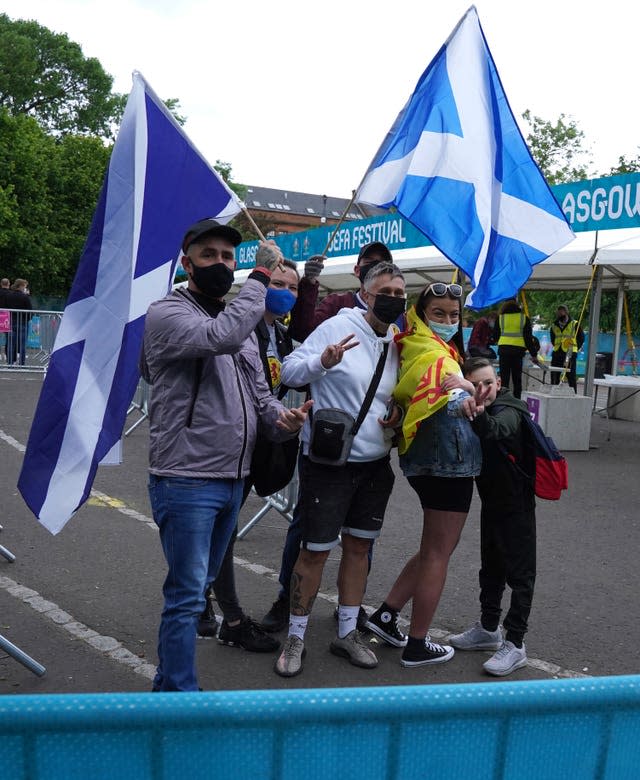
[448,357,536,676]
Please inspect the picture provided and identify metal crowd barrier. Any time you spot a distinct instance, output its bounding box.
[0,308,62,373]
[1,676,640,779]
[0,524,46,677]
[125,379,150,436]
[237,389,305,539]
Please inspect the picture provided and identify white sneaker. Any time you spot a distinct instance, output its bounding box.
[483,640,527,676]
[449,621,502,650]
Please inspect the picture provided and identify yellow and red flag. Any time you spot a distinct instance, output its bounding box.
[394,306,462,455]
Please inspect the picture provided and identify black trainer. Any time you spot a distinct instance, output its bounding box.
[400,636,455,667]
[218,616,280,652]
[197,596,220,638]
[333,606,370,632]
[365,606,408,647]
[261,597,289,633]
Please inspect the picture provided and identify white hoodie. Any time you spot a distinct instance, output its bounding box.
[281,307,399,462]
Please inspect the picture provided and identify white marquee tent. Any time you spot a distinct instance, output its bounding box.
[233,226,640,395]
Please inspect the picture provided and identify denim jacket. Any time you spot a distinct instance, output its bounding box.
[399,392,482,478]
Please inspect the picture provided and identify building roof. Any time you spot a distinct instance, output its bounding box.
[244,185,385,221]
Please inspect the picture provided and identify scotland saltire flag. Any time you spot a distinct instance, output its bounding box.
[18,72,241,534]
[356,5,574,308]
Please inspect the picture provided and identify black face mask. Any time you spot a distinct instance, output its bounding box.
[358,261,381,284]
[189,261,234,298]
[371,293,406,324]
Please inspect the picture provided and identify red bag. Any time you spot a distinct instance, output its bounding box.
[496,407,568,501]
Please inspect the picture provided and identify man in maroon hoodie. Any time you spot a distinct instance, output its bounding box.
[288,241,392,342]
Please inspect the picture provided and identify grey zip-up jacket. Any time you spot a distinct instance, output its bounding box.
[140,279,293,479]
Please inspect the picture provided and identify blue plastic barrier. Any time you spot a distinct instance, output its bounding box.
[1,677,640,779]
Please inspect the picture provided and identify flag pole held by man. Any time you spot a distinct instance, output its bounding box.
[355,5,575,309]
[18,72,243,534]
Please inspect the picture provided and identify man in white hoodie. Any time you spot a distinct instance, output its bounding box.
[275,263,406,677]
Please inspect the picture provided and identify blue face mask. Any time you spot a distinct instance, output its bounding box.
[428,320,458,342]
[265,287,297,316]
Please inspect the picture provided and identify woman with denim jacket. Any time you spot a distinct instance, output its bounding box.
[365,282,485,667]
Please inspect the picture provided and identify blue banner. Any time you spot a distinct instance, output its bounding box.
[235,173,640,270]
[554,173,640,233]
[236,212,432,270]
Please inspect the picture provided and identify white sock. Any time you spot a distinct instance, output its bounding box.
[288,614,309,641]
[337,605,360,638]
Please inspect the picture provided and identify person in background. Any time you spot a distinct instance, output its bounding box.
[467,311,498,359]
[140,218,311,691]
[495,299,539,399]
[550,304,584,391]
[197,260,301,653]
[448,357,536,677]
[6,279,32,366]
[365,282,485,667]
[287,241,393,342]
[0,278,11,361]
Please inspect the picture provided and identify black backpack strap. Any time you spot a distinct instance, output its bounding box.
[491,404,534,482]
[352,343,389,436]
[308,342,389,433]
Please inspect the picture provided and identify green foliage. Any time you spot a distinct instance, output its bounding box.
[0,13,124,138]
[164,98,186,127]
[213,160,269,241]
[525,289,640,335]
[607,152,640,175]
[522,109,591,184]
[214,160,246,200]
[0,107,110,296]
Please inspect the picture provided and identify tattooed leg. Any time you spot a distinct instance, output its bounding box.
[290,549,330,616]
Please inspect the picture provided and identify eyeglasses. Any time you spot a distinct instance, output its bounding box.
[426,282,463,298]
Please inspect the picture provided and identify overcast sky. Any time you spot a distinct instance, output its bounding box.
[3,0,637,197]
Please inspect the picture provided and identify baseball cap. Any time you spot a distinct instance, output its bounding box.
[357,241,392,265]
[182,218,242,252]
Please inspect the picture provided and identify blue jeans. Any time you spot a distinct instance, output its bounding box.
[148,474,243,691]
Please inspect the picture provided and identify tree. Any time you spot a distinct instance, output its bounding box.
[0,107,110,298]
[607,152,640,175]
[522,109,591,185]
[214,160,247,201]
[0,13,125,138]
[212,160,275,240]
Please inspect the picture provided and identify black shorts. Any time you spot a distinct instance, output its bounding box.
[299,456,395,551]
[407,475,474,513]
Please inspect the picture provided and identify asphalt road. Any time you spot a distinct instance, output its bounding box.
[1,371,639,695]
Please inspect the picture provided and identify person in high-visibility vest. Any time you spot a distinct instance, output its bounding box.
[495,299,539,399]
[550,304,585,391]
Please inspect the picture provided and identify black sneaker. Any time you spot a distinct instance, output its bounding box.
[197,597,220,638]
[401,637,455,667]
[218,616,280,652]
[333,606,370,632]
[365,606,408,647]
[261,597,289,633]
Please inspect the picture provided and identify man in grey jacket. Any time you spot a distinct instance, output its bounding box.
[140,218,311,692]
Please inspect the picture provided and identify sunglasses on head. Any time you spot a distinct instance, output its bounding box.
[426,282,463,298]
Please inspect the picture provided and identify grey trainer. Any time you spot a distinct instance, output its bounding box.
[274,635,306,677]
[483,641,528,676]
[330,630,378,668]
[449,621,502,650]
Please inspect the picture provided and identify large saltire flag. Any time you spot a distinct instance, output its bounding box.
[18,72,241,534]
[355,5,575,308]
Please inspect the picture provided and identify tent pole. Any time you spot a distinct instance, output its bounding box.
[612,282,625,377]
[584,265,603,398]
